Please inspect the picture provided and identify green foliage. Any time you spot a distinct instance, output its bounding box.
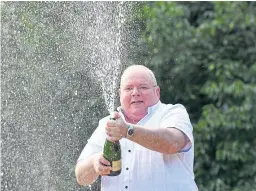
[141,2,256,191]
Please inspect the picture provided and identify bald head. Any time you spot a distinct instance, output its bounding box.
[120,65,157,87]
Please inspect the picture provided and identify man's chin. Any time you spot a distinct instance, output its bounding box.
[130,108,147,116]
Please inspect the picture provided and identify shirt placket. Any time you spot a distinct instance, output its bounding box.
[123,140,134,190]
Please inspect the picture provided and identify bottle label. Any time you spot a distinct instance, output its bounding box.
[112,160,121,171]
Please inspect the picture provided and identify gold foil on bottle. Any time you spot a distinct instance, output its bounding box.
[112,160,121,171]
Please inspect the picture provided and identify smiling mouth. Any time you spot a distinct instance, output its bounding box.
[131,101,143,104]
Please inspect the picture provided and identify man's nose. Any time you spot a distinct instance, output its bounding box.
[131,87,141,96]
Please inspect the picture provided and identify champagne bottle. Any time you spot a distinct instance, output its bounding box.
[103,113,122,176]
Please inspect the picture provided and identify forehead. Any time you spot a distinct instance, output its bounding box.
[121,69,152,86]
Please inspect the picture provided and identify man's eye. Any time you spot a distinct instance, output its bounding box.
[140,86,148,90]
[125,87,132,91]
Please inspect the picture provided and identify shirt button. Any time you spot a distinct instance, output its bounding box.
[128,150,131,152]
[125,186,128,189]
[126,167,129,170]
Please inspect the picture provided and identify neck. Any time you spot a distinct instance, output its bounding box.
[123,112,145,124]
[125,117,139,124]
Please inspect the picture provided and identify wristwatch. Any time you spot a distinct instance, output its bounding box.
[126,125,135,139]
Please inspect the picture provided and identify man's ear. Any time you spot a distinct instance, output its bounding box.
[156,86,160,98]
[118,88,121,97]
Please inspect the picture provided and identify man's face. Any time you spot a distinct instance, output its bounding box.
[119,69,160,118]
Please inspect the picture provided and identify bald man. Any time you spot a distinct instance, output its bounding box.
[75,65,198,191]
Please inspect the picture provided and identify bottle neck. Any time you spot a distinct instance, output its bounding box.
[106,139,119,143]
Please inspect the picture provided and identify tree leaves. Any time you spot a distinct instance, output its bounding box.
[141,2,256,190]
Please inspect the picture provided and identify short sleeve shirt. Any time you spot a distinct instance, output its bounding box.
[77,101,198,191]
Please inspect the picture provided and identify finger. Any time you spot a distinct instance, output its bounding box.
[109,131,122,139]
[112,136,121,141]
[98,169,110,176]
[100,157,111,166]
[98,165,112,173]
[99,169,110,176]
[101,170,111,176]
[106,120,116,128]
[106,130,117,140]
[103,165,112,171]
[113,111,120,119]
[110,111,120,119]
[109,129,123,140]
[106,135,117,142]
[106,130,112,137]
[106,135,113,141]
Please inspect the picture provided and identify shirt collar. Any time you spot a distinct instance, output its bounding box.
[147,100,161,114]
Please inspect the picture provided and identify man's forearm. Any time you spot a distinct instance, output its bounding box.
[75,155,99,186]
[129,125,187,154]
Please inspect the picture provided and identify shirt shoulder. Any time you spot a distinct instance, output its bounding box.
[159,103,194,150]
[99,115,110,125]
[159,102,188,116]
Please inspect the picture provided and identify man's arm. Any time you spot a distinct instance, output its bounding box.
[128,125,188,154]
[75,154,98,186]
[106,112,190,154]
[75,153,112,186]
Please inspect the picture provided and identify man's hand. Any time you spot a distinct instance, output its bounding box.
[93,153,112,176]
[105,112,128,142]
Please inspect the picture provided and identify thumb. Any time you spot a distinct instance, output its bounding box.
[110,111,120,120]
[114,111,121,119]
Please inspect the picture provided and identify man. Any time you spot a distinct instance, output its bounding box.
[75,65,198,191]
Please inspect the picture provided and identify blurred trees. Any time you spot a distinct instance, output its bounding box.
[140,2,256,191]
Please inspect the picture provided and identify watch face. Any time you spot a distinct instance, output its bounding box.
[128,127,134,136]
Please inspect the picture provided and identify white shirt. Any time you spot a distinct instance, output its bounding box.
[77,101,198,191]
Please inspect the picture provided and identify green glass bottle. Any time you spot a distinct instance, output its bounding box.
[103,114,122,176]
[103,139,121,176]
